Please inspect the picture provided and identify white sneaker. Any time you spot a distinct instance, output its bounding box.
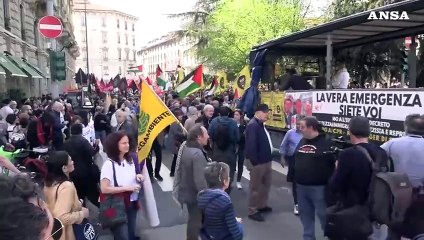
[294,205,299,215]
[236,182,242,189]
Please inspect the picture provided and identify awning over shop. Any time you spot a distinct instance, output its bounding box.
[0,54,28,77]
[0,65,6,75]
[27,62,48,79]
[6,56,43,79]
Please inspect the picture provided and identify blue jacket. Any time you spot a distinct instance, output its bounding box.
[208,116,239,146]
[198,189,243,240]
[245,117,273,165]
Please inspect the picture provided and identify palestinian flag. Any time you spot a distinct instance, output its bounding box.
[128,65,143,73]
[206,76,218,96]
[156,65,166,88]
[175,65,203,98]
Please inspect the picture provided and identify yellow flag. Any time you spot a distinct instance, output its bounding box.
[233,65,251,99]
[138,80,179,162]
[216,70,228,94]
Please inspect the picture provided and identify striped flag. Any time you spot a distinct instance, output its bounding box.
[128,65,143,73]
[156,65,166,88]
[175,65,203,98]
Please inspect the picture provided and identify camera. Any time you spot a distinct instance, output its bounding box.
[324,136,353,155]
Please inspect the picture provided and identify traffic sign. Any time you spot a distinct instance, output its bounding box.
[38,16,63,39]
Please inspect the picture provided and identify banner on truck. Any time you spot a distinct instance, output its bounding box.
[284,91,313,129]
[312,90,424,143]
[261,91,286,129]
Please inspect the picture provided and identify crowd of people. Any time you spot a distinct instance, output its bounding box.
[0,88,423,240]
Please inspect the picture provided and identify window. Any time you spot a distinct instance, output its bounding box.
[20,4,25,40]
[125,34,128,45]
[132,36,135,46]
[102,17,106,27]
[132,23,135,31]
[102,32,107,43]
[33,20,39,47]
[117,19,120,28]
[3,0,10,30]
[118,66,122,74]
[103,66,109,75]
[133,50,136,61]
[125,50,129,60]
[117,48,121,60]
[82,48,87,60]
[102,49,108,61]
[81,15,85,26]
[125,21,127,30]
[117,33,120,44]
[81,31,86,43]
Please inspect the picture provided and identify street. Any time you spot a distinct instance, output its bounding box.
[97,149,325,240]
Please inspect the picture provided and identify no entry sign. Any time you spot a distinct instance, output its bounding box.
[38,16,63,39]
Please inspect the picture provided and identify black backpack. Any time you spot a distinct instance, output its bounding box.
[214,118,230,151]
[355,145,413,228]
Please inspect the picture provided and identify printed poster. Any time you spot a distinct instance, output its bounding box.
[284,91,313,129]
[270,92,286,129]
[312,90,424,143]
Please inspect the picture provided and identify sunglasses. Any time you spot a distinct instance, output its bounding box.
[47,218,64,240]
[35,197,64,240]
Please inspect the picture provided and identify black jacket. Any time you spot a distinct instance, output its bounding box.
[63,135,98,181]
[245,117,273,165]
[294,134,335,185]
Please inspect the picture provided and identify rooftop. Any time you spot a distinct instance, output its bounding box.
[73,0,138,20]
[139,31,183,51]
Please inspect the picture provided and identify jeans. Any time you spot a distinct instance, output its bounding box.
[187,202,203,240]
[95,130,107,144]
[111,202,139,240]
[297,184,327,240]
[236,148,245,182]
[147,138,162,176]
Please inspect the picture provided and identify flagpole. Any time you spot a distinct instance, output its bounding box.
[141,79,188,135]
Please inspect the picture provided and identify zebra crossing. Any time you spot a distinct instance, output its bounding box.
[151,156,288,193]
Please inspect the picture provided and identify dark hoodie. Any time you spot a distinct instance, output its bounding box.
[197,189,243,240]
[294,134,335,185]
[208,116,239,147]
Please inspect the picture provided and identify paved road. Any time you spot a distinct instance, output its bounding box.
[96,149,325,240]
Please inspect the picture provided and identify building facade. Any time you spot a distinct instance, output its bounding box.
[138,31,202,80]
[0,0,78,98]
[72,0,138,80]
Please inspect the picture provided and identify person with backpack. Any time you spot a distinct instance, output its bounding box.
[208,106,239,194]
[326,116,389,240]
[381,114,424,240]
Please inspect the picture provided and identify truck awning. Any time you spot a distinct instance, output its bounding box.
[253,0,424,52]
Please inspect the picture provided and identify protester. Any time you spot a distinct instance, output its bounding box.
[173,124,210,240]
[279,116,304,215]
[198,161,243,240]
[233,109,246,190]
[245,104,273,222]
[100,131,144,240]
[295,116,335,240]
[43,150,89,240]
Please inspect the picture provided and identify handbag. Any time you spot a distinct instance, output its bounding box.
[98,160,127,228]
[54,182,99,240]
[72,219,98,240]
[325,203,373,239]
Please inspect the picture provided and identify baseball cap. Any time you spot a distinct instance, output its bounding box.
[256,104,271,113]
[349,116,370,138]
